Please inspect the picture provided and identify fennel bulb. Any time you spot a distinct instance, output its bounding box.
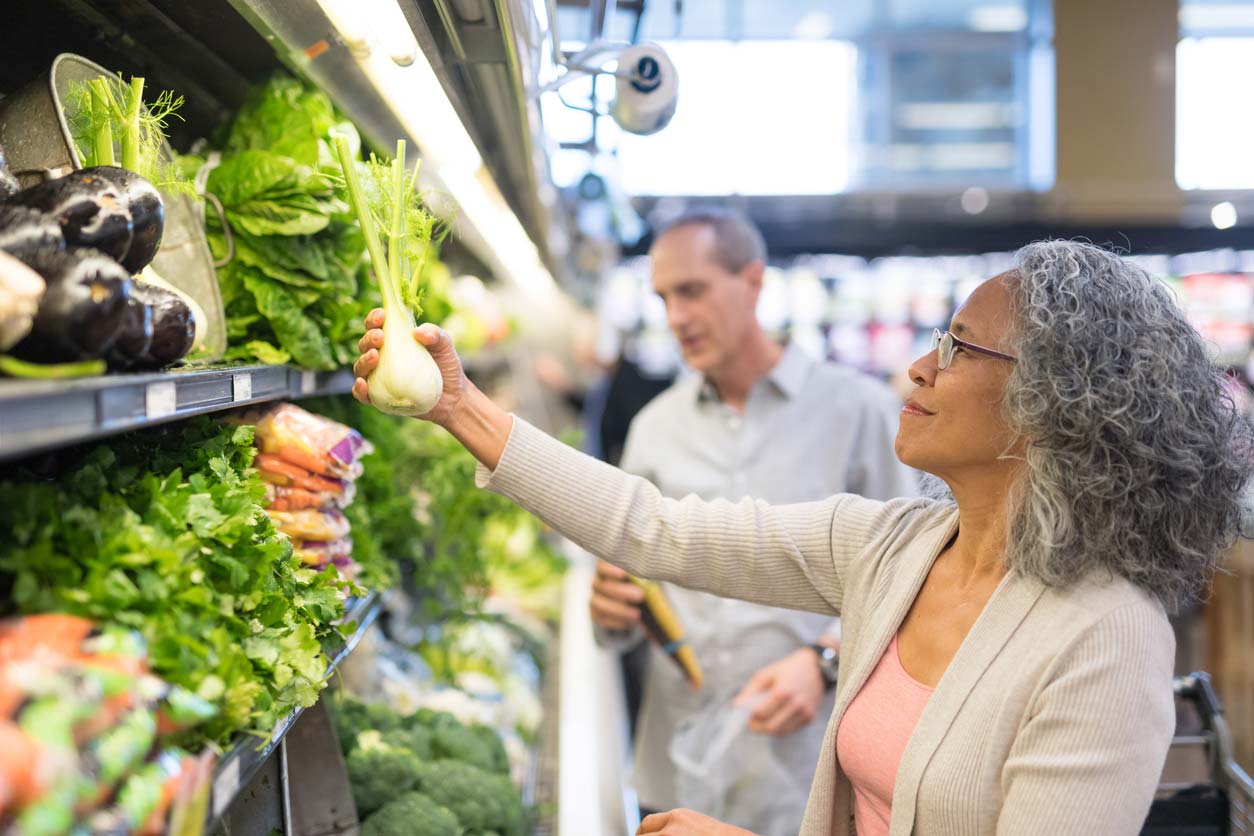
[369,303,443,416]
[334,134,443,415]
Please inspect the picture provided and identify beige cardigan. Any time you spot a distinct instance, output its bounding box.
[479,418,1176,836]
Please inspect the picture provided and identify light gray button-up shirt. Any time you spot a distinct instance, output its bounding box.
[614,342,917,835]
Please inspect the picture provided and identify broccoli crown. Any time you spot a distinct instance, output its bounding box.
[331,698,404,756]
[360,791,460,836]
[392,723,434,761]
[346,736,424,816]
[415,760,527,836]
[427,716,510,775]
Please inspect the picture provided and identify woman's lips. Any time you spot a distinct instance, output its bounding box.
[901,400,935,417]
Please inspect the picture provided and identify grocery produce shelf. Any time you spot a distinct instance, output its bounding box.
[0,364,354,461]
[206,591,382,825]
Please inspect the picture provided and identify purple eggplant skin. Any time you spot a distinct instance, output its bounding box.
[6,169,134,263]
[128,282,194,368]
[9,247,133,362]
[0,204,65,260]
[104,295,155,370]
[0,143,18,199]
[94,166,164,274]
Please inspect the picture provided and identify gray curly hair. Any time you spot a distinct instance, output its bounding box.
[1001,240,1253,613]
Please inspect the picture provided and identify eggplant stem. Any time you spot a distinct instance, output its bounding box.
[0,356,106,379]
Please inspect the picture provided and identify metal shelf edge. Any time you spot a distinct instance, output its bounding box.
[207,591,382,824]
[0,365,355,462]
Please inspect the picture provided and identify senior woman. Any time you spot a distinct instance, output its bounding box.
[352,240,1250,836]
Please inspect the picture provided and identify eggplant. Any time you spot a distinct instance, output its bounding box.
[104,295,154,369]
[0,205,64,260]
[0,143,18,199]
[7,170,133,263]
[128,281,195,368]
[9,247,133,362]
[95,166,164,273]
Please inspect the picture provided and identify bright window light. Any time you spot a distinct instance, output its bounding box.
[614,40,857,196]
[1177,38,1254,190]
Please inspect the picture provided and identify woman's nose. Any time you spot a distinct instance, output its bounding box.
[908,350,939,387]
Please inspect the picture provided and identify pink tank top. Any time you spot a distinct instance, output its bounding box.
[835,635,934,836]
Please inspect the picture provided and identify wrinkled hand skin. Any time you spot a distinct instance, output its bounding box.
[637,808,759,836]
[590,559,646,632]
[352,307,467,427]
[734,647,827,736]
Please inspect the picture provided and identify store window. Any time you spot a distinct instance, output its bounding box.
[1176,1,1254,189]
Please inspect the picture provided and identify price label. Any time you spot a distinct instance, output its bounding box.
[144,381,177,419]
[211,755,240,817]
[300,370,317,395]
[232,373,252,402]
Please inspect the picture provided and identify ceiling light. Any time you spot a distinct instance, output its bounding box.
[1212,201,1238,230]
[960,187,990,215]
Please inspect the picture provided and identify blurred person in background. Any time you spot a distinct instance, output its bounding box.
[588,207,916,835]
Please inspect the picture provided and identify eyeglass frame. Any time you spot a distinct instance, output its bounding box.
[931,328,1017,371]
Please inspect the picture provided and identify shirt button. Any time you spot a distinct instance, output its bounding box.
[727,415,742,430]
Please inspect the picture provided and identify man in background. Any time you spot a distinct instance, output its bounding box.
[591,208,916,836]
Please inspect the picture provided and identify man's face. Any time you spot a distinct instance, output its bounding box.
[650,224,763,375]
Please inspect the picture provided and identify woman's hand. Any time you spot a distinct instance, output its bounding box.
[352,308,513,470]
[352,307,466,427]
[637,809,757,836]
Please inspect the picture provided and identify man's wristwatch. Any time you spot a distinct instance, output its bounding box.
[808,644,839,690]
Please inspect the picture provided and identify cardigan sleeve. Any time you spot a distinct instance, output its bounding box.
[995,600,1176,836]
[477,416,916,616]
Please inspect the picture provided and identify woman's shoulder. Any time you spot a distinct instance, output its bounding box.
[1030,572,1174,673]
[833,494,958,581]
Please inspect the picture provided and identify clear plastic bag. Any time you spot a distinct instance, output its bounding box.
[668,693,809,836]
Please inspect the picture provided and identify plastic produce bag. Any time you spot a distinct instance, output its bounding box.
[266,507,351,542]
[668,694,807,836]
[245,403,372,479]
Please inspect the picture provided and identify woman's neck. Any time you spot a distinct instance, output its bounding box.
[946,470,1019,584]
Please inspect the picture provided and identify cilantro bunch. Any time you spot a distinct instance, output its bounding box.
[0,418,345,745]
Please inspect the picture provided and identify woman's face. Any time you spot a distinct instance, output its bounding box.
[895,274,1023,482]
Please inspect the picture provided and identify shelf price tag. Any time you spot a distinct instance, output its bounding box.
[300,370,317,394]
[144,381,177,419]
[232,373,252,402]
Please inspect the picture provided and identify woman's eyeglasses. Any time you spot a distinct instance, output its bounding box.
[931,329,1018,371]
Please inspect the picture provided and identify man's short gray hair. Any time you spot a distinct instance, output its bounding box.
[653,207,767,274]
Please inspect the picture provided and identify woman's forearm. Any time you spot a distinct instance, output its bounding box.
[441,381,514,471]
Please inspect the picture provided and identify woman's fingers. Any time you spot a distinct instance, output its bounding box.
[353,348,379,380]
[352,377,370,405]
[357,328,383,356]
[364,307,385,329]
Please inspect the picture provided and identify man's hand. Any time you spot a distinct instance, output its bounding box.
[637,808,757,835]
[590,560,645,632]
[733,647,827,736]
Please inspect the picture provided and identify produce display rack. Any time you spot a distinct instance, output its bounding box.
[207,591,383,833]
[0,364,355,461]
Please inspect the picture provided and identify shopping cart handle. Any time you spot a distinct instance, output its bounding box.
[1173,671,1224,724]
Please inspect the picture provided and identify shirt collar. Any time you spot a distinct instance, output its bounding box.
[694,341,814,405]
